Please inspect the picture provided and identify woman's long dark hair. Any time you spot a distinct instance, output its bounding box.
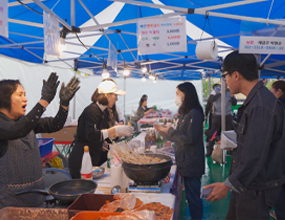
[91,83,118,123]
[177,82,204,117]
[139,94,148,107]
[272,81,285,98]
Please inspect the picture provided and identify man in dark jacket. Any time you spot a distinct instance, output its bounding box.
[206,82,237,156]
[203,51,285,220]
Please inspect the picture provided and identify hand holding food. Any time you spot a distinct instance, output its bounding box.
[115,125,134,137]
[154,124,170,133]
[59,76,80,106]
[41,72,60,103]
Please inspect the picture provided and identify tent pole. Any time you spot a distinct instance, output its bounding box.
[109,0,267,14]
[65,41,109,51]
[257,54,261,79]
[80,12,182,32]
[8,19,43,28]
[73,59,78,120]
[0,40,44,48]
[264,68,285,74]
[124,77,126,116]
[109,0,284,26]
[260,54,271,68]
[263,59,285,68]
[71,0,75,27]
[9,32,44,40]
[208,72,211,97]
[221,76,226,164]
[9,0,46,7]
[118,32,136,61]
[32,0,72,31]
[196,11,285,26]
[77,0,119,56]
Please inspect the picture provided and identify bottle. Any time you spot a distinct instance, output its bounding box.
[80,146,93,180]
[107,149,112,168]
[151,129,156,146]
[145,130,152,151]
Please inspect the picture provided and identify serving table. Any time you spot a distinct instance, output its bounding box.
[94,162,182,220]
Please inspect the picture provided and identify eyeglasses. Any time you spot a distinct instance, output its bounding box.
[221,69,237,78]
[221,72,229,78]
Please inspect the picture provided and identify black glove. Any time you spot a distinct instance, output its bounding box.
[59,76,80,106]
[41,72,60,103]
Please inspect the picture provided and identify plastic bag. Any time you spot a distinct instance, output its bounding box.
[48,157,63,169]
[99,193,137,212]
[211,143,223,164]
[105,210,155,220]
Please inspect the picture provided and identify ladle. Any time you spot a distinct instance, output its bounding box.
[111,185,121,194]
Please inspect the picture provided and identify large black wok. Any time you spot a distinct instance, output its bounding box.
[15,179,97,202]
[122,153,172,183]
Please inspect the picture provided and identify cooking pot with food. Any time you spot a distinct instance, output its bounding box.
[122,153,172,183]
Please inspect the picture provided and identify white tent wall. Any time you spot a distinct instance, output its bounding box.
[114,78,204,117]
[0,55,203,121]
[0,55,76,118]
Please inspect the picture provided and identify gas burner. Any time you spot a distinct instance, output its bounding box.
[129,181,162,193]
[42,196,73,208]
[132,181,160,187]
[44,195,57,207]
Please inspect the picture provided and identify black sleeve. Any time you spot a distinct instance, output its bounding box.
[231,96,237,106]
[205,99,212,116]
[133,106,145,121]
[0,103,45,141]
[165,110,204,145]
[34,106,68,134]
[84,107,104,144]
[208,93,221,103]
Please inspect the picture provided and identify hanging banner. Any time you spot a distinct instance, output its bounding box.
[107,41,117,72]
[239,36,285,54]
[0,0,8,38]
[43,12,61,57]
[239,20,285,54]
[137,16,187,55]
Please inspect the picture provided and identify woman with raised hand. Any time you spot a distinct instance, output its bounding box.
[0,72,80,209]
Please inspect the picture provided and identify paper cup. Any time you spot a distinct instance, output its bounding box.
[150,145,157,153]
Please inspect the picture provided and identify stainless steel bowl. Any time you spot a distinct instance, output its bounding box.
[92,166,105,179]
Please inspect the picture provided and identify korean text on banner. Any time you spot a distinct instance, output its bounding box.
[43,12,61,57]
[239,36,285,55]
[107,42,117,72]
[137,16,187,55]
[0,0,8,38]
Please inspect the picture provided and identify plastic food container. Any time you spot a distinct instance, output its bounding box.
[37,138,55,158]
[220,130,237,150]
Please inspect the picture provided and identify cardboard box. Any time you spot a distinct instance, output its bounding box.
[41,126,77,144]
[67,193,115,219]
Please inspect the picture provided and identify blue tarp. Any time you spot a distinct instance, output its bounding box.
[2,0,285,79]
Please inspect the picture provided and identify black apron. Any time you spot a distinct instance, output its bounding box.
[0,130,45,209]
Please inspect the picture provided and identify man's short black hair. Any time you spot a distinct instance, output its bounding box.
[223,51,258,81]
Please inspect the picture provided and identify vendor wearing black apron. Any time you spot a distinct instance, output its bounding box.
[0,73,80,209]
[68,80,134,179]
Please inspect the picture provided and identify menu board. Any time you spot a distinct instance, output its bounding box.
[43,12,60,57]
[137,16,187,55]
[239,36,285,54]
[0,0,8,38]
